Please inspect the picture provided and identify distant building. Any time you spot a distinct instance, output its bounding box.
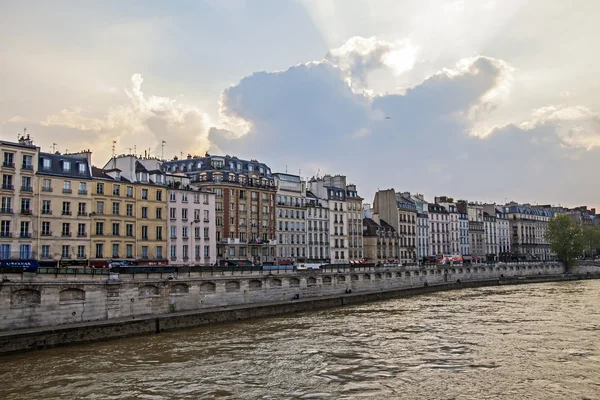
[274,173,307,264]
[435,197,460,255]
[37,150,92,266]
[409,194,429,263]
[504,203,553,260]
[0,136,39,263]
[306,191,330,264]
[428,202,450,255]
[362,215,399,264]
[162,154,277,264]
[483,211,497,261]
[459,211,470,256]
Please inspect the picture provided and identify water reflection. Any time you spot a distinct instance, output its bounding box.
[1,280,600,399]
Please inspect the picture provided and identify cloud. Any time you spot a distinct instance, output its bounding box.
[41,74,212,161]
[325,36,419,90]
[212,43,599,207]
[5,116,26,123]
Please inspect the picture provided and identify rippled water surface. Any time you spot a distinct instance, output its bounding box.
[2,281,600,399]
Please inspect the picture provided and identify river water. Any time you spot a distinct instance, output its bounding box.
[1,280,600,399]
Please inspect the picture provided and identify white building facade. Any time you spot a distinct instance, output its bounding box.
[274,173,307,264]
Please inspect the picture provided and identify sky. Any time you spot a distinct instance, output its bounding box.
[1,0,599,209]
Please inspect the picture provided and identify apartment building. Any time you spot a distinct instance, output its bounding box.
[346,184,364,262]
[307,175,350,263]
[306,191,330,264]
[483,212,498,261]
[0,136,39,263]
[166,173,216,265]
[373,189,417,264]
[458,202,485,259]
[428,202,450,255]
[435,197,460,254]
[36,151,92,266]
[162,154,277,264]
[273,173,307,264]
[409,194,429,263]
[459,211,470,256]
[505,203,553,260]
[362,215,399,264]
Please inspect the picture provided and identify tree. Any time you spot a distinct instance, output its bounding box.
[546,215,584,271]
[582,225,600,259]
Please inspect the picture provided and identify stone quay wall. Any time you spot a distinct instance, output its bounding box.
[0,262,599,354]
[1,262,595,332]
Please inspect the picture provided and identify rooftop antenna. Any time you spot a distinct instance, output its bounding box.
[285,165,288,173]
[161,141,166,159]
[128,147,132,154]
[52,143,57,152]
[180,152,184,159]
[112,140,116,158]
[134,145,137,156]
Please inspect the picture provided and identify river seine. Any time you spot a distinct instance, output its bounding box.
[1,280,599,399]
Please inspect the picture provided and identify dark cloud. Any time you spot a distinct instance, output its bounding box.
[212,54,598,207]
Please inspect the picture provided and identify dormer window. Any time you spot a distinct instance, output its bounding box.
[62,160,71,172]
[248,164,254,172]
[237,163,241,171]
[79,163,86,174]
[197,161,202,169]
[42,158,51,170]
[141,172,148,182]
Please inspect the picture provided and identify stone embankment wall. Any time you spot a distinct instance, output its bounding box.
[1,262,592,332]
[0,263,599,354]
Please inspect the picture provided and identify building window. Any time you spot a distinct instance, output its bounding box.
[142,207,148,219]
[113,185,120,196]
[112,244,119,258]
[96,222,104,235]
[96,182,104,194]
[61,245,70,258]
[126,224,133,237]
[78,223,86,237]
[62,161,71,172]
[126,204,133,217]
[141,246,148,259]
[112,202,120,215]
[182,245,189,259]
[142,189,148,200]
[170,226,176,238]
[141,226,148,240]
[126,186,133,198]
[112,223,120,236]
[77,246,85,259]
[41,245,50,259]
[126,244,133,258]
[156,246,163,259]
[61,223,70,237]
[63,181,71,193]
[156,190,162,201]
[20,244,31,259]
[156,208,162,219]
[170,245,177,258]
[97,201,104,214]
[95,244,103,258]
[169,208,176,219]
[156,226,162,240]
[182,208,188,220]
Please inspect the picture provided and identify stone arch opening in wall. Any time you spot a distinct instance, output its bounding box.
[139,285,160,298]
[451,269,456,274]
[436,270,441,275]
[307,277,317,287]
[375,273,382,280]
[199,282,216,293]
[413,271,419,276]
[322,276,332,285]
[396,272,402,278]
[527,266,532,270]
[59,288,85,303]
[337,275,346,283]
[405,271,411,277]
[11,289,41,307]
[509,266,514,271]
[172,283,190,294]
[546,265,550,270]
[488,267,494,272]
[248,280,262,291]
[351,274,359,282]
[226,281,241,292]
[289,277,300,287]
[364,274,371,280]
[270,278,282,288]
[473,267,478,273]
[466,268,471,273]
[458,269,463,274]
[386,272,392,279]
[503,267,507,271]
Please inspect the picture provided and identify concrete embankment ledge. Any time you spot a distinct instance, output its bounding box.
[0,273,596,355]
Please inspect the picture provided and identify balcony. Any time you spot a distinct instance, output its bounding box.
[2,161,15,168]
[61,232,72,237]
[78,190,88,195]
[21,164,33,171]
[0,208,12,214]
[204,237,210,241]
[63,188,72,194]
[62,211,72,216]
[0,232,12,238]
[78,211,88,216]
[20,209,32,216]
[77,232,87,237]
[204,218,210,223]
[170,256,177,261]
[20,185,33,192]
[203,200,210,205]
[42,210,52,215]
[42,186,53,192]
[19,232,32,238]
[77,255,87,260]
[1,184,14,191]
[41,231,52,237]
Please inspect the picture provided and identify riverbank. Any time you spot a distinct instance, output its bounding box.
[1,273,597,355]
